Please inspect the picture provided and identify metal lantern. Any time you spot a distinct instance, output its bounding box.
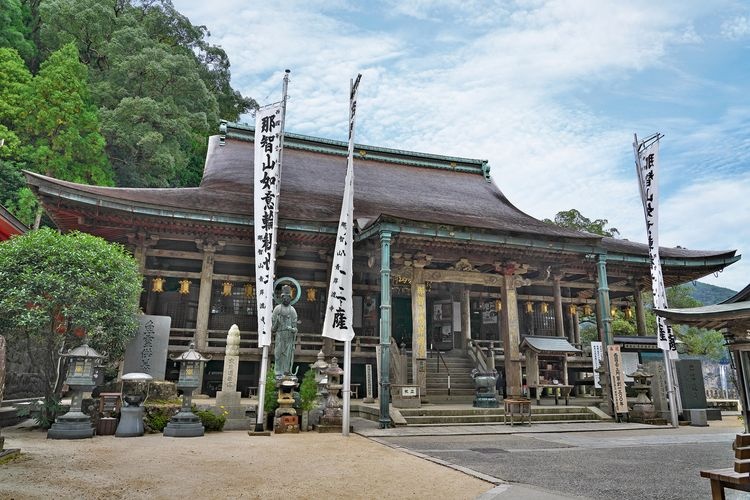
[178,279,191,295]
[583,304,593,316]
[152,277,165,293]
[525,301,534,314]
[222,281,233,296]
[48,342,104,439]
[164,343,210,438]
[568,304,578,315]
[495,300,502,312]
[244,283,254,298]
[540,302,549,314]
[306,287,317,302]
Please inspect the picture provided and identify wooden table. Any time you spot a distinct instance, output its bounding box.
[700,468,750,499]
[503,398,531,426]
[531,384,573,405]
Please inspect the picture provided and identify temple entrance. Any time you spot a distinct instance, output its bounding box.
[430,298,457,351]
[392,297,412,347]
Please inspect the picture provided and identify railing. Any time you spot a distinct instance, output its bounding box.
[467,340,489,373]
[390,339,407,386]
[431,347,451,395]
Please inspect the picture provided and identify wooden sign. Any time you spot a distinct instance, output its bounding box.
[608,345,629,414]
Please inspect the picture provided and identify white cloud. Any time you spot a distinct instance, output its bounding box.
[721,16,750,40]
[171,0,748,292]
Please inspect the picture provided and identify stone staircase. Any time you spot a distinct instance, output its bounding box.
[398,405,604,426]
[420,350,476,402]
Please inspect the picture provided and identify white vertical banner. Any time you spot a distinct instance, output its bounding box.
[634,134,677,358]
[322,73,362,343]
[254,103,285,347]
[591,341,603,389]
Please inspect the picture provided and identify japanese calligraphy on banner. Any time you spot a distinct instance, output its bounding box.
[608,345,629,414]
[322,74,362,342]
[591,341,603,389]
[254,103,285,347]
[414,284,427,358]
[634,134,677,357]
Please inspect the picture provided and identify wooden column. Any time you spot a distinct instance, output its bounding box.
[461,286,471,349]
[411,263,427,397]
[499,264,527,398]
[633,279,647,336]
[195,240,223,351]
[553,274,565,337]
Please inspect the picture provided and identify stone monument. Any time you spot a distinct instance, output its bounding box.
[215,325,252,430]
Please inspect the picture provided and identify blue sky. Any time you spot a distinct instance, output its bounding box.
[173,0,750,293]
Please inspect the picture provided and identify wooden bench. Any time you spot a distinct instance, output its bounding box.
[700,468,750,499]
[503,398,531,426]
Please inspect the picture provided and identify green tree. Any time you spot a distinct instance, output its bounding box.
[0,228,142,425]
[37,0,256,187]
[543,208,620,237]
[0,47,33,216]
[0,0,35,64]
[22,43,113,187]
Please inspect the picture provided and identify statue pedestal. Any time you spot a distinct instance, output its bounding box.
[215,391,253,430]
[115,406,145,437]
[47,411,94,440]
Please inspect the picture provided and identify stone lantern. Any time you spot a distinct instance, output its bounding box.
[163,343,210,437]
[318,357,344,432]
[308,350,329,428]
[48,342,104,439]
[627,364,656,422]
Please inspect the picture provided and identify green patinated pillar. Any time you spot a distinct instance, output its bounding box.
[596,254,613,347]
[379,230,392,428]
[596,253,614,414]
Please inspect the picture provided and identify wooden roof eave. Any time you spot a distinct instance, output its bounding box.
[355,217,603,256]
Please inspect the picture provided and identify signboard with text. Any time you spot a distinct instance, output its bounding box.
[122,315,171,380]
[608,345,629,414]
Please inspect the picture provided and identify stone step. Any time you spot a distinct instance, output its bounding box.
[399,406,595,416]
[402,412,600,425]
[423,389,476,397]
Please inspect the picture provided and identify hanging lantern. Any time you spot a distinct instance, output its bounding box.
[306,288,317,302]
[525,301,534,314]
[244,283,254,298]
[151,277,165,293]
[540,302,549,314]
[178,279,191,295]
[610,305,618,318]
[625,305,633,319]
[495,300,502,312]
[568,304,577,315]
[222,281,233,296]
[583,304,593,316]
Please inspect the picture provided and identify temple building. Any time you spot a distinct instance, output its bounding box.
[25,122,739,399]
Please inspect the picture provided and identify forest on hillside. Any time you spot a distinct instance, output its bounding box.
[0,0,256,227]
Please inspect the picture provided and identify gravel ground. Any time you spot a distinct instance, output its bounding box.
[0,421,494,500]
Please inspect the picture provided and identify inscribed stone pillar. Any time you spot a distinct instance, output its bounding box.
[553,275,565,337]
[216,325,251,430]
[499,265,527,398]
[221,324,241,393]
[411,265,427,397]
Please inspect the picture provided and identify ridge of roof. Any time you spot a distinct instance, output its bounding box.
[221,121,491,179]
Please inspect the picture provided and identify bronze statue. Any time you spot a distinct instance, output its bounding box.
[272,285,298,377]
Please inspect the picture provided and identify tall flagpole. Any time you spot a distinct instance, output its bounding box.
[633,132,679,428]
[254,70,290,433]
[322,74,362,437]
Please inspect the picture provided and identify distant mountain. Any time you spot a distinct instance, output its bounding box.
[684,281,737,305]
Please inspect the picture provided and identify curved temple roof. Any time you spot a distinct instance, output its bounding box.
[24,122,738,273]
